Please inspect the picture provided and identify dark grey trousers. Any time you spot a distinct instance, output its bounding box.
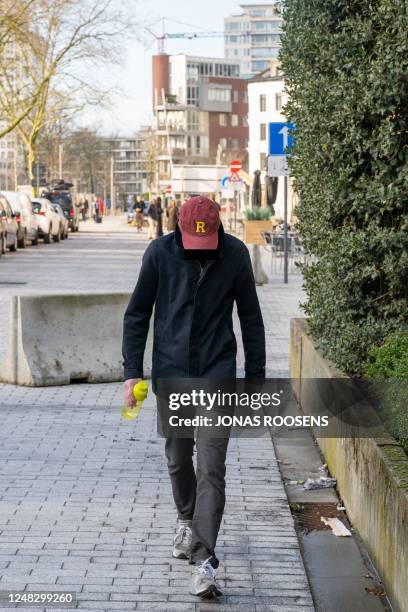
[164,435,230,568]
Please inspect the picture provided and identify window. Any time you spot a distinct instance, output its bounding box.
[187,86,199,105]
[259,94,266,112]
[243,90,248,103]
[208,88,231,102]
[231,114,239,127]
[196,136,201,153]
[276,93,283,111]
[242,115,248,127]
[219,113,228,126]
[187,63,199,80]
[260,152,267,170]
[253,60,269,71]
[231,138,240,149]
[225,21,241,30]
[187,110,199,131]
[260,123,267,141]
[232,90,239,103]
[219,138,227,150]
[251,47,274,57]
[252,21,267,30]
[251,9,266,16]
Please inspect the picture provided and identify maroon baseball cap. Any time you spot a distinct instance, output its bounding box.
[178,196,221,249]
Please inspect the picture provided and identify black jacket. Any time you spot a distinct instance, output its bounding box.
[122,225,265,391]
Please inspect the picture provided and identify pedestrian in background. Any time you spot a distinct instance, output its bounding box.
[147,199,157,240]
[166,199,179,232]
[83,197,89,221]
[93,197,100,223]
[135,196,144,232]
[156,196,164,238]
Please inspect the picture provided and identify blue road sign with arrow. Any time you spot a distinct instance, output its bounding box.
[268,122,295,156]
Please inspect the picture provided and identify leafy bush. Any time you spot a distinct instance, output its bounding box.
[363,333,408,452]
[280,0,408,373]
[243,207,272,221]
[364,333,408,378]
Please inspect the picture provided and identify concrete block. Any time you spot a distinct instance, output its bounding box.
[0,293,153,386]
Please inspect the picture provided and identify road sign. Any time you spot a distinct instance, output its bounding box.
[267,156,289,177]
[229,159,242,174]
[221,175,244,191]
[228,173,241,182]
[268,122,295,284]
[268,122,294,156]
[165,185,172,194]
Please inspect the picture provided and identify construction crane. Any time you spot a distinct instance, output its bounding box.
[145,18,224,54]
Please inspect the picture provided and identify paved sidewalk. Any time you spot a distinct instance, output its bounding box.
[0,217,314,611]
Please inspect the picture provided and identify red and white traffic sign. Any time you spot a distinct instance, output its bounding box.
[229,159,242,174]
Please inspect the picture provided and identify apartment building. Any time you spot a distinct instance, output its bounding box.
[104,129,150,203]
[152,53,249,191]
[224,3,283,78]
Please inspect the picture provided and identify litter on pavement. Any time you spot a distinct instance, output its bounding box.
[321,517,352,537]
[303,476,337,490]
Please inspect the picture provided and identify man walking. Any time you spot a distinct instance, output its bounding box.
[122,196,265,598]
[146,199,157,239]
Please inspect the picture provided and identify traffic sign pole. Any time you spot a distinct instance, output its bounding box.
[268,122,295,284]
[284,175,288,284]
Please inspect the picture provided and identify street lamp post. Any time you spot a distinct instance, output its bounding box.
[110,156,115,216]
[58,144,63,179]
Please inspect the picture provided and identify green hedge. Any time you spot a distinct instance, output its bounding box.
[280,0,408,373]
[363,332,408,452]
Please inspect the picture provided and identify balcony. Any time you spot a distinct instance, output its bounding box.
[156,124,186,134]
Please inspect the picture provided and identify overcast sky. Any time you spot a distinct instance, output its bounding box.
[81,0,243,135]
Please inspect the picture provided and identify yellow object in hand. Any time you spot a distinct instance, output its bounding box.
[121,380,149,420]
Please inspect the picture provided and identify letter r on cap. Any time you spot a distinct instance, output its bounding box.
[196,221,205,233]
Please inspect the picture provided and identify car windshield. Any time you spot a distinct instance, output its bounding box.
[46,192,71,209]
[32,201,42,213]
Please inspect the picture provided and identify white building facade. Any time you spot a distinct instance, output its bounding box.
[247,66,296,220]
[224,3,283,79]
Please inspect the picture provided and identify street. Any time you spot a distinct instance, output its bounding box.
[0,218,313,611]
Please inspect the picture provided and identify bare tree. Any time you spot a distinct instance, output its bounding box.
[0,0,41,138]
[0,0,131,184]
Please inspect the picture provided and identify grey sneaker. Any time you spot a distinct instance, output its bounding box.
[172,520,192,559]
[190,557,223,598]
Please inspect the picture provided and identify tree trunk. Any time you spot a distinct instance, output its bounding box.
[27,143,36,194]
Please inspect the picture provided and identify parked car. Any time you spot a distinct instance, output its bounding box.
[2,191,39,247]
[45,189,79,232]
[32,197,65,243]
[50,202,69,239]
[0,193,18,255]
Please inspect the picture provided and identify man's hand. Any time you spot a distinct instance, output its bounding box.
[124,378,141,407]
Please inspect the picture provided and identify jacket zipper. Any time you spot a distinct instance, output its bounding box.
[188,260,215,376]
[193,260,215,303]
